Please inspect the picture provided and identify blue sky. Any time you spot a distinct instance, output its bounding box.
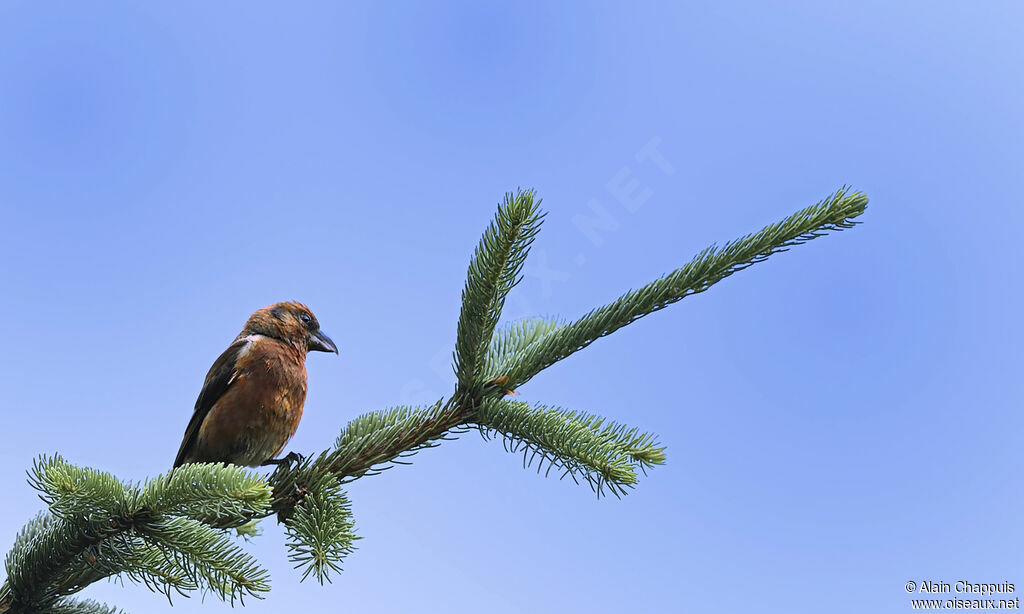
[1,2,1022,613]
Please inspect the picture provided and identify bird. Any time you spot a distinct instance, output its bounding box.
[173,301,338,469]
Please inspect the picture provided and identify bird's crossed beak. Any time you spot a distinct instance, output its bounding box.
[309,329,339,354]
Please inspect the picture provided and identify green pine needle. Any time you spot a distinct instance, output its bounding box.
[29,455,132,522]
[283,474,358,584]
[318,401,449,480]
[505,187,868,387]
[37,598,124,614]
[9,458,272,609]
[133,517,270,603]
[3,512,137,609]
[334,401,447,452]
[4,512,59,601]
[454,189,545,392]
[143,463,271,528]
[118,540,200,601]
[484,317,563,384]
[475,399,667,498]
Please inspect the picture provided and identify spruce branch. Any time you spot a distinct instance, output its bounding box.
[474,399,666,497]
[29,456,132,524]
[484,318,563,382]
[454,189,544,392]
[283,473,357,584]
[35,598,122,614]
[132,518,268,602]
[503,186,868,388]
[267,400,464,520]
[117,540,199,600]
[0,187,868,613]
[3,460,273,613]
[141,464,271,528]
[3,500,145,612]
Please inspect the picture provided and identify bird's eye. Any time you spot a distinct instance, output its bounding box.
[300,313,312,324]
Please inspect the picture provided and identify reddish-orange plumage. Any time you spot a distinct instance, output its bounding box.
[173,302,338,468]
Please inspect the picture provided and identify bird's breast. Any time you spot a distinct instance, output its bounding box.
[206,336,309,465]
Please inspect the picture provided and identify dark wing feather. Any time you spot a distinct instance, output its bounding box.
[173,337,251,468]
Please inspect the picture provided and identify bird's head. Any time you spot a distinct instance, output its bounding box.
[242,301,338,355]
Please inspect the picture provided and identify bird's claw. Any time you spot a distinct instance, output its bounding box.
[261,451,305,468]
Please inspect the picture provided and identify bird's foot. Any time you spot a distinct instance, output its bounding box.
[261,451,305,467]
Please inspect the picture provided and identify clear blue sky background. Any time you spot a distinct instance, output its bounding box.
[1,2,1021,613]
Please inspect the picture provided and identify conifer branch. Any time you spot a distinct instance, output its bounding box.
[283,473,357,584]
[3,510,140,612]
[267,399,465,522]
[142,464,272,528]
[33,598,122,614]
[132,517,269,602]
[483,318,563,382]
[2,459,274,613]
[503,187,867,388]
[454,190,544,392]
[0,187,867,613]
[474,400,666,497]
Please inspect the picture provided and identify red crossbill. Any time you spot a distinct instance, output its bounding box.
[173,301,338,468]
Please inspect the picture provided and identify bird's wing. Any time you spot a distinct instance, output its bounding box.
[173,336,253,468]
